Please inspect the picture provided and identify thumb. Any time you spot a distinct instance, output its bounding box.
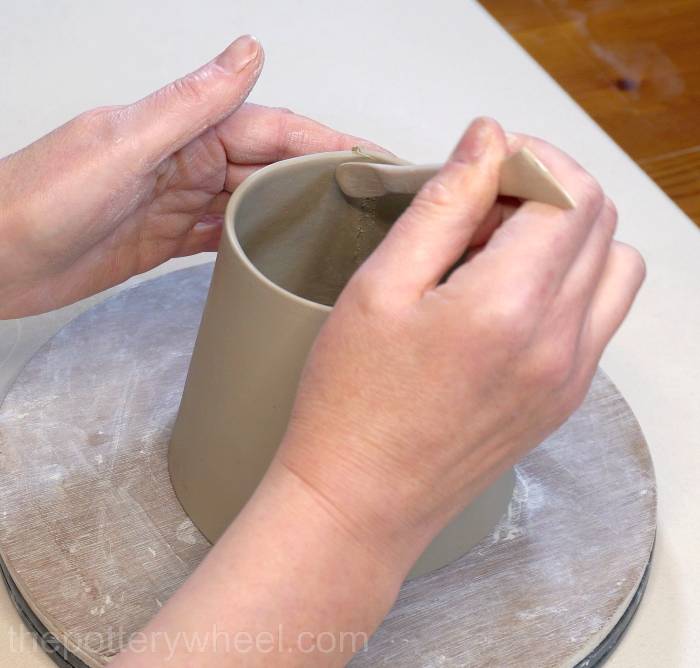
[126,35,263,167]
[365,117,506,297]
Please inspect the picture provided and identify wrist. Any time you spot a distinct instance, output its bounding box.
[215,457,405,660]
[274,430,446,579]
[257,458,409,592]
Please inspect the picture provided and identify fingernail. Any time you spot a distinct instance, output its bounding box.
[463,117,494,160]
[217,35,261,73]
[505,132,519,151]
[193,215,224,231]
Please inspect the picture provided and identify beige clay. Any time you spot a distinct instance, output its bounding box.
[169,150,533,578]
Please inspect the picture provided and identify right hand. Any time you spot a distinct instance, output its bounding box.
[275,117,646,574]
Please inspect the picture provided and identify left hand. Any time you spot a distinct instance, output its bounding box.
[0,35,378,318]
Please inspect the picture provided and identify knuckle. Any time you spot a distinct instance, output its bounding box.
[470,294,535,349]
[530,343,574,389]
[346,271,395,317]
[413,176,455,212]
[74,106,121,131]
[72,106,124,143]
[273,109,302,160]
[599,197,618,236]
[602,196,618,220]
[171,74,206,105]
[576,170,605,216]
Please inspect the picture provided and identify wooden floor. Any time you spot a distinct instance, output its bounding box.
[480,0,700,227]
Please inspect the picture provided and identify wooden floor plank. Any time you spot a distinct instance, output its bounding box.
[480,0,700,226]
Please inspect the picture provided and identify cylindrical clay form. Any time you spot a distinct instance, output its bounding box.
[168,150,515,578]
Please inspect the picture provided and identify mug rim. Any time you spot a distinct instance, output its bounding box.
[223,150,378,313]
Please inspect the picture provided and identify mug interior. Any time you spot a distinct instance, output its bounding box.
[231,153,414,306]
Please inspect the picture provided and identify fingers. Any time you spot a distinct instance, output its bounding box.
[221,106,390,190]
[125,36,264,169]
[556,197,618,316]
[582,241,646,359]
[215,103,390,165]
[466,135,606,296]
[221,107,391,190]
[225,163,266,192]
[205,191,231,216]
[174,191,230,257]
[360,117,507,298]
[469,199,520,247]
[175,215,225,256]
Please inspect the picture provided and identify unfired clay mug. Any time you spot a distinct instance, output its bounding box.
[168,150,515,578]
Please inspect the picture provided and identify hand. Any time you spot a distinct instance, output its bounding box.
[0,35,377,319]
[277,118,646,574]
[112,118,645,668]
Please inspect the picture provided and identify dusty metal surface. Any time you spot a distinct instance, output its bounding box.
[0,264,656,666]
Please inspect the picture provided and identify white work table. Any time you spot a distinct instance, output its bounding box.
[1,1,698,665]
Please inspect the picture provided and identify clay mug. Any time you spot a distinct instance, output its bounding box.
[168,150,515,578]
